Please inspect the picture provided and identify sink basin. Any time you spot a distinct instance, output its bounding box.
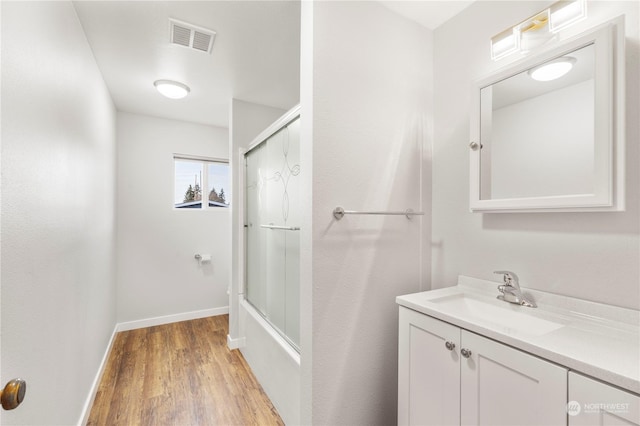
[429,293,565,337]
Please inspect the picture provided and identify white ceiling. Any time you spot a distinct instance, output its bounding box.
[74,1,473,129]
[74,1,301,128]
[379,0,475,30]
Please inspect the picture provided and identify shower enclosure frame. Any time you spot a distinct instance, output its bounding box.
[241,104,301,351]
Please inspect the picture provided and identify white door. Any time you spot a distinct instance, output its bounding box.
[569,372,640,426]
[460,330,568,426]
[398,307,460,426]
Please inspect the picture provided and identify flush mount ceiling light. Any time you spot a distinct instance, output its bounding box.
[528,56,577,81]
[154,80,190,99]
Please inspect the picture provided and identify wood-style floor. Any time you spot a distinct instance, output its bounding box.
[87,315,284,426]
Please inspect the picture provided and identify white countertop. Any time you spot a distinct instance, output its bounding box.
[396,276,640,395]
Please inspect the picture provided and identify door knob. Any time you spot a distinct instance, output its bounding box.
[461,348,472,359]
[1,379,26,410]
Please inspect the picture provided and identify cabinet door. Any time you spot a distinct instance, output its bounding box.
[460,330,568,426]
[569,372,640,425]
[398,307,460,426]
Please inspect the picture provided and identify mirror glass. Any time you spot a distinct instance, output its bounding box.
[479,43,595,200]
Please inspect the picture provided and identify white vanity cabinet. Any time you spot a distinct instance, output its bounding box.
[398,306,568,426]
[398,306,461,425]
[460,329,568,425]
[569,372,640,426]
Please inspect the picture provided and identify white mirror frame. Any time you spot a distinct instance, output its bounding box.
[469,18,625,213]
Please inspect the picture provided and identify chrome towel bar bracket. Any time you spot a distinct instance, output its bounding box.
[333,206,424,220]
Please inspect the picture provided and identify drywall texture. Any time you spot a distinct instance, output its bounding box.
[305,2,433,423]
[1,2,117,424]
[228,99,286,343]
[432,1,640,308]
[116,112,230,322]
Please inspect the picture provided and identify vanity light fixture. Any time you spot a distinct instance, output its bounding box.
[549,0,587,33]
[490,0,587,61]
[518,10,556,53]
[528,56,576,81]
[491,28,520,61]
[153,79,190,99]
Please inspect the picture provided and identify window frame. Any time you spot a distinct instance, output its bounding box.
[173,154,230,210]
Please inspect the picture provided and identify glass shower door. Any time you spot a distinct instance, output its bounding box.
[245,117,300,349]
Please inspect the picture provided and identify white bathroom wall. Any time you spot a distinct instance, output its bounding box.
[230,99,287,152]
[228,99,286,346]
[432,1,640,308]
[1,2,117,424]
[116,112,230,324]
[301,2,433,423]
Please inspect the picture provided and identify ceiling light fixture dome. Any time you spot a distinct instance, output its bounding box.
[154,79,190,99]
[528,56,576,81]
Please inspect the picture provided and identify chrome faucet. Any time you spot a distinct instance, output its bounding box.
[494,271,536,308]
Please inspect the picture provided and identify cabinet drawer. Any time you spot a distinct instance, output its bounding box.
[569,372,640,425]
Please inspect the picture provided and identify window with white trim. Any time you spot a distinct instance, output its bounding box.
[174,156,230,209]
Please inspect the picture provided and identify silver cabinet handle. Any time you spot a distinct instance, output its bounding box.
[469,141,479,150]
[445,341,455,351]
[461,348,472,358]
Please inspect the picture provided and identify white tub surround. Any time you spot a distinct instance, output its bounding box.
[397,276,640,394]
[239,299,300,425]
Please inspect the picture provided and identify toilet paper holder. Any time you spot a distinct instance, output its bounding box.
[194,254,211,263]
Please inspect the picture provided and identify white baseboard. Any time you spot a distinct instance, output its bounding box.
[77,324,118,426]
[116,306,229,332]
[227,334,246,349]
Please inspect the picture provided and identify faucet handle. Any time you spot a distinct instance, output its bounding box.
[493,270,519,287]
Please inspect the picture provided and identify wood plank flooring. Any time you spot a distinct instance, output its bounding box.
[87,315,284,426]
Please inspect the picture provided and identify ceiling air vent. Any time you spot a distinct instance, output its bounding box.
[169,19,216,54]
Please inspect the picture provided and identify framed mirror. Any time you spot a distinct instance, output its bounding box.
[469,19,625,212]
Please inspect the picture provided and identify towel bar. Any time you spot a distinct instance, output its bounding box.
[333,206,424,220]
